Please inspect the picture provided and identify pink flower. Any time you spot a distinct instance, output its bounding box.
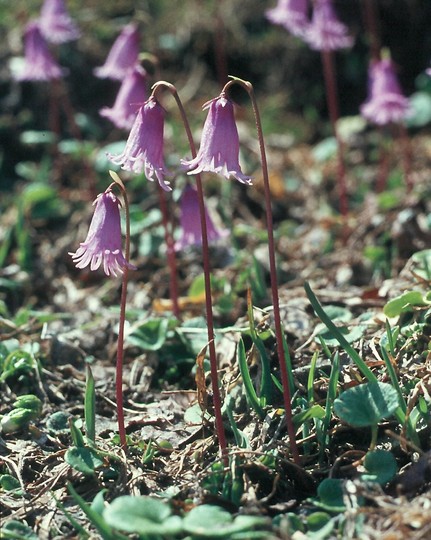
[266,0,309,37]
[360,58,411,126]
[94,23,140,80]
[305,0,353,51]
[69,191,135,277]
[38,0,80,44]
[15,21,65,81]
[109,97,171,191]
[175,184,228,251]
[181,96,252,185]
[100,64,148,130]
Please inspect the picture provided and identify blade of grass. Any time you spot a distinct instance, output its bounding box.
[237,338,265,419]
[304,282,377,383]
[85,364,96,443]
[69,418,85,448]
[307,351,319,405]
[54,494,90,539]
[385,319,396,358]
[281,331,295,398]
[318,352,340,460]
[68,484,129,540]
[380,346,420,448]
[247,289,273,404]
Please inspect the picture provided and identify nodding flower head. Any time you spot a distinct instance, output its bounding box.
[39,0,80,43]
[305,0,353,51]
[100,64,148,130]
[69,191,135,277]
[175,184,228,251]
[15,21,65,81]
[108,97,171,191]
[94,23,140,80]
[181,95,252,185]
[266,0,309,38]
[360,58,411,126]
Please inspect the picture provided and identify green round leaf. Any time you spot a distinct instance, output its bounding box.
[64,447,104,476]
[127,318,170,351]
[361,450,398,485]
[46,411,71,435]
[183,505,267,538]
[316,478,346,512]
[307,511,331,532]
[411,249,431,281]
[334,382,399,427]
[103,496,182,536]
[383,291,427,318]
[406,92,431,127]
[0,520,38,539]
[0,474,21,491]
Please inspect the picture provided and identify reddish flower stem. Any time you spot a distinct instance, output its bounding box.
[320,49,348,219]
[151,82,228,460]
[362,0,381,62]
[376,139,390,193]
[398,124,413,193]
[116,266,129,449]
[223,78,300,465]
[108,172,132,449]
[49,78,98,200]
[157,185,181,318]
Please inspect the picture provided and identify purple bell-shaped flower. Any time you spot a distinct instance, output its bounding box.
[109,96,171,191]
[305,0,353,51]
[69,191,135,277]
[94,23,140,80]
[38,0,80,44]
[15,21,65,81]
[100,64,148,130]
[182,95,252,185]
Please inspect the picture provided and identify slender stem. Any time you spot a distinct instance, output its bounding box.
[362,0,381,61]
[398,124,413,193]
[321,50,348,219]
[214,1,228,86]
[157,185,180,318]
[223,77,300,465]
[376,134,390,193]
[50,78,98,200]
[116,267,128,449]
[108,171,132,449]
[151,82,228,459]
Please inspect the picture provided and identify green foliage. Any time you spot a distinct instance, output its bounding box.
[85,364,96,442]
[411,249,431,281]
[46,411,71,435]
[237,337,265,419]
[67,484,129,540]
[333,382,399,427]
[182,504,268,538]
[0,393,42,434]
[0,520,38,540]
[64,446,104,476]
[0,474,22,495]
[361,450,397,485]
[200,460,244,507]
[0,349,39,386]
[406,92,431,127]
[383,290,429,318]
[103,496,183,537]
[305,282,377,383]
[127,317,174,351]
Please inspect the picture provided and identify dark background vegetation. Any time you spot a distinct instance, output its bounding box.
[1,0,431,190]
